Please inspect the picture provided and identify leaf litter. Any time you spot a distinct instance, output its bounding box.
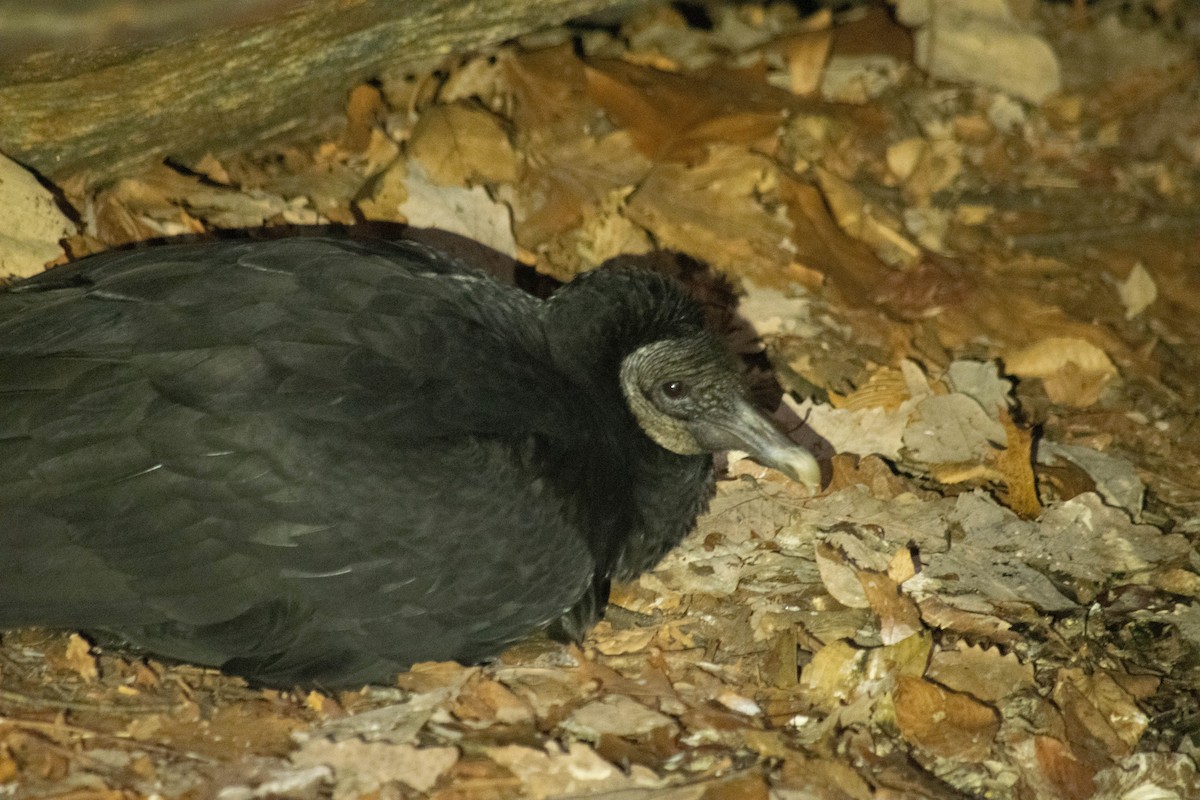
[3,1,1200,798]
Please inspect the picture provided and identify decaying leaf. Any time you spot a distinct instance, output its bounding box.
[1053,669,1148,759]
[991,410,1042,517]
[892,675,1000,760]
[0,153,74,277]
[408,102,519,186]
[584,58,787,163]
[562,694,678,740]
[799,640,869,710]
[342,83,386,153]
[1004,337,1118,408]
[830,365,910,411]
[1033,735,1098,800]
[398,163,517,258]
[857,570,922,645]
[626,145,797,283]
[926,642,1035,704]
[1117,261,1158,320]
[292,739,458,796]
[486,742,662,800]
[815,166,920,267]
[452,675,534,727]
[63,633,98,682]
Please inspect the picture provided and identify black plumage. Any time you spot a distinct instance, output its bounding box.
[0,237,819,687]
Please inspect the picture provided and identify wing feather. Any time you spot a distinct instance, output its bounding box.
[0,238,597,685]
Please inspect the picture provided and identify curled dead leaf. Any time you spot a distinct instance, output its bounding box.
[1004,337,1117,408]
[857,570,923,645]
[831,366,910,411]
[64,633,99,682]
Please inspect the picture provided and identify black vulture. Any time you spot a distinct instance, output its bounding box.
[0,237,820,687]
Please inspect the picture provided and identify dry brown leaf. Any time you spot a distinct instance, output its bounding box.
[993,410,1042,517]
[1151,568,1200,598]
[293,739,459,795]
[1053,669,1148,758]
[494,666,589,722]
[64,633,98,682]
[398,163,517,258]
[625,145,796,284]
[830,366,910,411]
[775,756,873,799]
[305,690,334,715]
[892,675,1000,760]
[887,547,917,583]
[815,166,920,267]
[926,642,1035,703]
[1004,337,1117,408]
[395,660,480,695]
[409,102,519,186]
[355,157,408,222]
[799,640,868,710]
[514,131,650,270]
[763,626,799,688]
[700,771,769,800]
[870,629,932,681]
[885,137,924,182]
[343,82,385,153]
[824,453,917,498]
[148,701,301,760]
[193,152,233,185]
[486,742,661,799]
[569,188,655,267]
[773,14,834,96]
[0,153,74,277]
[589,620,658,655]
[902,393,1007,466]
[1034,735,1098,800]
[857,570,922,645]
[483,46,654,273]
[1118,261,1157,320]
[895,137,964,206]
[453,676,534,726]
[100,166,288,233]
[814,540,874,608]
[563,695,678,740]
[0,753,16,784]
[584,59,787,163]
[780,175,895,302]
[1089,59,1199,123]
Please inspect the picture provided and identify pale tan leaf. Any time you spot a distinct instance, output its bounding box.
[64,633,99,682]
[857,570,923,645]
[0,153,74,277]
[409,102,519,186]
[1003,337,1117,408]
[927,642,1036,703]
[1117,261,1157,320]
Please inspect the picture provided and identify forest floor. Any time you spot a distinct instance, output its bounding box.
[1,2,1199,798]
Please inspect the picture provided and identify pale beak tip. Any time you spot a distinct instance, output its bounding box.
[775,449,822,493]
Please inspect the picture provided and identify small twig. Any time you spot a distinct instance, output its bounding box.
[1007,215,1200,250]
[0,687,179,714]
[0,714,218,763]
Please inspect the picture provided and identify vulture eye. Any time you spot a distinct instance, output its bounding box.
[661,380,690,399]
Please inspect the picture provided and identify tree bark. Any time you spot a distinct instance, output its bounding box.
[0,0,630,183]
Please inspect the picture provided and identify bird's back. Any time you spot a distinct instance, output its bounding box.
[0,238,603,685]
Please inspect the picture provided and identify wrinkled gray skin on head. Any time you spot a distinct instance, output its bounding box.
[620,335,821,491]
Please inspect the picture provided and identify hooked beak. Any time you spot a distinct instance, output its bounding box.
[690,396,822,492]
